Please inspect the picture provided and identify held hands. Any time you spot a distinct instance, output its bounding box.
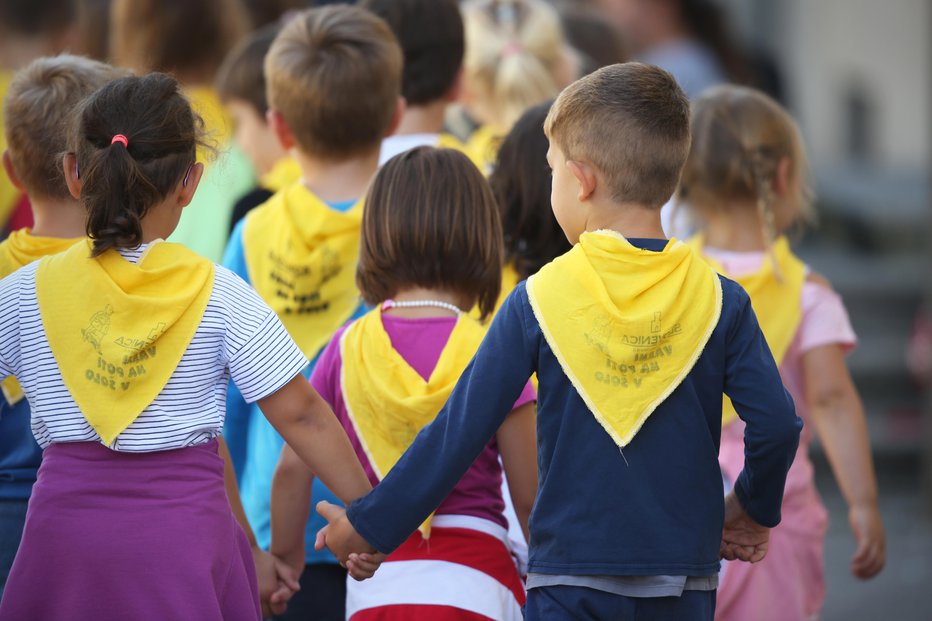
[720,491,770,563]
[315,501,387,581]
[849,504,886,579]
[251,547,301,618]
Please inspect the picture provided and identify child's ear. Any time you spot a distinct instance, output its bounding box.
[2,150,25,192]
[773,156,792,197]
[267,109,296,151]
[177,163,205,207]
[566,159,597,202]
[62,153,82,199]
[385,97,407,138]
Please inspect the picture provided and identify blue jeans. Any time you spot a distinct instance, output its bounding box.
[525,585,716,621]
[0,499,29,601]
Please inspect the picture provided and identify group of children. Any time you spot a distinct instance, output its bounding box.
[0,1,885,620]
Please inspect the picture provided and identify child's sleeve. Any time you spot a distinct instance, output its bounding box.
[0,269,24,379]
[346,286,539,554]
[723,281,803,527]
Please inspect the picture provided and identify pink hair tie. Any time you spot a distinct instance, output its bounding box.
[111,134,129,148]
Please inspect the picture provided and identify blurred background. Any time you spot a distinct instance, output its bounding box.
[0,0,928,618]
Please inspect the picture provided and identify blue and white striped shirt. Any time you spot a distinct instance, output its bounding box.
[0,245,308,453]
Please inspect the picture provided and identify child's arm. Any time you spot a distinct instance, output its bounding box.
[722,283,802,553]
[803,342,885,578]
[218,437,300,617]
[257,375,372,504]
[270,444,314,575]
[318,288,539,567]
[496,402,538,542]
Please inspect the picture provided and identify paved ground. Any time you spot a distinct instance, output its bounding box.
[818,457,929,620]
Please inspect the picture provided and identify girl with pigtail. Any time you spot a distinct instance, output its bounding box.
[0,73,374,620]
[460,0,578,172]
[678,85,886,621]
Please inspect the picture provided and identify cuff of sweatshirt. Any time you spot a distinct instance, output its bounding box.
[733,472,782,528]
[346,497,402,555]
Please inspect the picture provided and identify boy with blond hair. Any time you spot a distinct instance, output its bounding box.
[0,54,122,596]
[221,6,402,619]
[317,63,802,620]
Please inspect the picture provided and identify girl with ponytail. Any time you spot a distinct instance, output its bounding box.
[0,73,374,620]
[678,85,886,621]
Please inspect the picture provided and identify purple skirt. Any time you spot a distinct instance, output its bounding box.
[0,439,261,621]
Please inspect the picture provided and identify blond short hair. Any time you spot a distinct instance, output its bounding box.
[545,63,691,208]
[4,55,126,200]
[265,6,402,160]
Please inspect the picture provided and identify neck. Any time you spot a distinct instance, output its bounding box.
[386,287,471,318]
[702,203,769,251]
[394,101,448,136]
[293,149,380,204]
[29,197,86,239]
[584,202,666,240]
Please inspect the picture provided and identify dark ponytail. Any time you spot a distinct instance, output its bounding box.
[70,72,204,256]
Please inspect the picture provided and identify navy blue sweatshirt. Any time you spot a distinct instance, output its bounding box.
[347,241,801,577]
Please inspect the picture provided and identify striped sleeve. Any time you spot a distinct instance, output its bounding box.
[0,267,26,379]
[214,266,308,403]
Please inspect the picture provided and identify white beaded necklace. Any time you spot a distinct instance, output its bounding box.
[382,299,464,316]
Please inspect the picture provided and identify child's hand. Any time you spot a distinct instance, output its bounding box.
[721,492,770,563]
[315,500,383,580]
[252,547,301,617]
[849,504,885,579]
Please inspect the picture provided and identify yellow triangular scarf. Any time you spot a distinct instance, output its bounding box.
[35,240,214,445]
[186,86,230,161]
[528,231,722,448]
[464,125,503,175]
[259,158,301,193]
[340,308,487,537]
[0,230,82,405]
[689,236,806,425]
[243,182,362,358]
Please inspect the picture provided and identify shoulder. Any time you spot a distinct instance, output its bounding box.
[209,264,271,315]
[0,260,39,292]
[805,270,833,291]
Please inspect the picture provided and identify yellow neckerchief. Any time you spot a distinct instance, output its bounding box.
[0,70,20,226]
[464,125,504,175]
[437,132,486,172]
[689,235,806,425]
[243,181,363,358]
[259,158,301,193]
[528,230,722,448]
[340,307,487,538]
[185,86,230,161]
[35,239,214,445]
[0,230,83,405]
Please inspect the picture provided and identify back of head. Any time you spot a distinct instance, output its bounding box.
[490,100,569,279]
[361,0,463,107]
[358,148,503,320]
[462,0,567,130]
[545,62,691,208]
[4,54,125,201]
[215,23,281,116]
[678,85,810,236]
[71,73,203,256]
[110,0,250,81]
[0,0,75,40]
[265,5,403,160]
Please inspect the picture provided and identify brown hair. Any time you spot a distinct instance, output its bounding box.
[4,55,125,201]
[265,6,402,160]
[545,62,691,208]
[110,0,250,81]
[360,0,464,107]
[215,23,281,116]
[69,73,206,256]
[357,147,503,320]
[677,85,812,243]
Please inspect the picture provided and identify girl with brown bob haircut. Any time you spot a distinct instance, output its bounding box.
[271,147,538,619]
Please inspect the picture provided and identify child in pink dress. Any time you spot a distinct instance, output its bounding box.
[678,85,886,621]
[270,147,536,620]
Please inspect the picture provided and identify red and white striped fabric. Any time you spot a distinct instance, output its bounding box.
[347,515,526,621]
